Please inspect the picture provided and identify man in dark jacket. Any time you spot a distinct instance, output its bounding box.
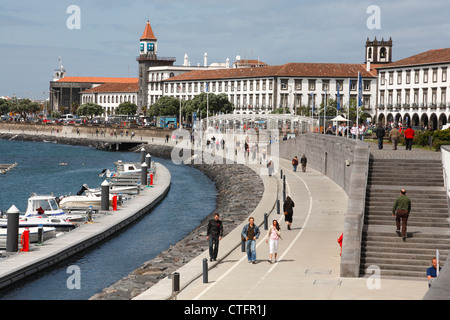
[375,123,386,150]
[207,213,223,261]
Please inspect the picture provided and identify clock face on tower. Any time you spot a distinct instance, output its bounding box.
[147,43,154,52]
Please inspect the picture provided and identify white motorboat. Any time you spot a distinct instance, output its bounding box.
[58,192,105,209]
[77,183,138,196]
[0,214,76,231]
[0,227,56,249]
[98,160,156,178]
[25,194,84,222]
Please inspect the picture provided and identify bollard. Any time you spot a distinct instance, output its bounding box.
[145,153,151,168]
[241,237,246,252]
[37,226,44,244]
[6,205,20,253]
[141,162,148,186]
[112,194,118,211]
[140,147,146,163]
[203,258,208,283]
[21,228,30,252]
[87,206,93,223]
[283,175,286,202]
[101,180,110,211]
[172,272,180,300]
[277,199,280,215]
[280,169,283,179]
[264,213,268,230]
[150,173,153,186]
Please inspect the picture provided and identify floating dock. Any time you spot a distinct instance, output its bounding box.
[0,162,171,290]
[0,163,18,174]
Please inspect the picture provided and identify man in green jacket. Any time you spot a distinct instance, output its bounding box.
[392,189,411,241]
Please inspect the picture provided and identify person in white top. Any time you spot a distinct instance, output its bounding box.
[265,219,282,263]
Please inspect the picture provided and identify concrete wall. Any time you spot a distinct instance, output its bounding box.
[279,134,370,277]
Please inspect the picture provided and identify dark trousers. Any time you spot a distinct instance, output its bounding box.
[405,138,413,150]
[377,137,384,149]
[209,236,219,260]
[396,210,409,237]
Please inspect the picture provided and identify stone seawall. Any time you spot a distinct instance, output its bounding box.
[90,144,264,300]
[0,132,264,300]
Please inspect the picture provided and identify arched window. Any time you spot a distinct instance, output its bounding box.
[380,47,386,59]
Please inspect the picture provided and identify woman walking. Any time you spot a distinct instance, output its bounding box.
[283,196,295,230]
[266,219,281,263]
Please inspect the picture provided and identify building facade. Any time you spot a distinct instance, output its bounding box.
[376,48,450,129]
[80,81,138,115]
[161,62,378,117]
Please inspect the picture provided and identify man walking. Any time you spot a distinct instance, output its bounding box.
[375,123,386,150]
[404,125,415,150]
[389,125,400,150]
[392,189,411,241]
[300,154,307,172]
[206,213,223,261]
[241,217,260,264]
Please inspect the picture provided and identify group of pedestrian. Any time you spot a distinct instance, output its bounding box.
[206,196,296,265]
[375,122,415,150]
[291,155,307,172]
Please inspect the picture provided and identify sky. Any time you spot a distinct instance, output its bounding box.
[0,0,449,99]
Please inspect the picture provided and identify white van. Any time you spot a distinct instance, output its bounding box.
[441,124,450,130]
[59,114,74,122]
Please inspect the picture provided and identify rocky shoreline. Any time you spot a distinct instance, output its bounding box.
[0,133,264,300]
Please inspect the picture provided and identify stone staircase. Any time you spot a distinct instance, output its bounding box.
[360,158,450,279]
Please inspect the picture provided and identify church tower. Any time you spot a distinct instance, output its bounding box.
[137,20,176,108]
[365,37,393,64]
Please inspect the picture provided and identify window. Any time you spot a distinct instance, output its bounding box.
[281,79,288,90]
[442,68,447,82]
[388,72,393,85]
[295,79,302,90]
[322,80,329,91]
[433,69,438,83]
[397,71,402,85]
[415,70,420,84]
[308,80,316,91]
[380,73,385,85]
[406,71,411,84]
[364,80,370,91]
[423,69,428,83]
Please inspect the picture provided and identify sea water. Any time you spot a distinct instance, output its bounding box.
[0,139,216,299]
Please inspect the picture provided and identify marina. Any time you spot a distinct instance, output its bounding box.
[0,143,171,290]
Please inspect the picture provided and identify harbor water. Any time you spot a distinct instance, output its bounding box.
[0,139,216,299]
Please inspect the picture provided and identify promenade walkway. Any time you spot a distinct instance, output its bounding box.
[135,157,429,300]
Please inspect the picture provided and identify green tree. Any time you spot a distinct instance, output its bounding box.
[183,93,232,120]
[0,99,10,115]
[77,103,104,119]
[115,102,138,115]
[148,96,180,117]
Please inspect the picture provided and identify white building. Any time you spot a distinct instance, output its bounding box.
[80,81,138,115]
[376,48,450,129]
[162,62,378,116]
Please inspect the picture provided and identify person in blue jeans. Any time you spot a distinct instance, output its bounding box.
[241,217,260,264]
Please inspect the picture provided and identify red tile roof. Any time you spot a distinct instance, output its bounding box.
[141,20,157,41]
[165,63,375,82]
[378,48,450,69]
[81,82,139,94]
[56,77,138,84]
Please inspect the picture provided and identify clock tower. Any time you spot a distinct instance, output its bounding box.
[137,20,176,108]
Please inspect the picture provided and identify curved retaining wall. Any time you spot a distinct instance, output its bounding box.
[279,133,370,277]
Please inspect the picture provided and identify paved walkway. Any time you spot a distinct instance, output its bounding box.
[135,157,429,300]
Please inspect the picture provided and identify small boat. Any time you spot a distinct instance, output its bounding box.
[77,183,138,196]
[25,194,85,222]
[0,227,56,249]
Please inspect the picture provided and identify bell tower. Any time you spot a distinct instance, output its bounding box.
[139,20,157,56]
[137,20,176,108]
[365,37,393,64]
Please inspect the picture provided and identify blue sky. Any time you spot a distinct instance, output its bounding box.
[0,0,448,99]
